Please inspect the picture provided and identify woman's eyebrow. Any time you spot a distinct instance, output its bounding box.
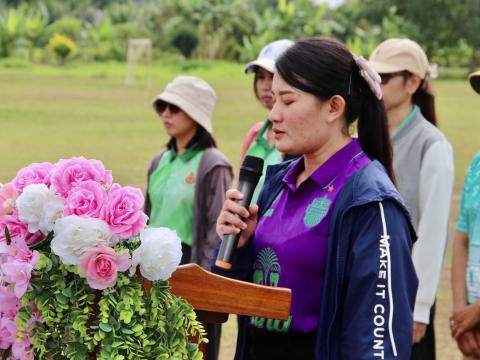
[272,90,296,96]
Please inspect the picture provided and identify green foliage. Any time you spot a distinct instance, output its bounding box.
[46,17,83,42]
[20,242,206,359]
[0,0,478,68]
[170,25,199,59]
[48,33,76,64]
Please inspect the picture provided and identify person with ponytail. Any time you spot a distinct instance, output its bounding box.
[213,37,417,359]
[369,38,454,360]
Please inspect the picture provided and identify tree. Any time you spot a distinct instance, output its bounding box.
[170,25,199,58]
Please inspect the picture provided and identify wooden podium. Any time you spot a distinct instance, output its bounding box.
[168,263,292,358]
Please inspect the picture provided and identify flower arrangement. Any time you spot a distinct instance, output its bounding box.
[0,157,205,359]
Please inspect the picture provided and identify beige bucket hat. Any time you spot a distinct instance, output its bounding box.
[369,38,430,79]
[152,76,216,133]
[469,71,480,94]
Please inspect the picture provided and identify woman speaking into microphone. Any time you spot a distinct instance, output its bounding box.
[214,37,418,360]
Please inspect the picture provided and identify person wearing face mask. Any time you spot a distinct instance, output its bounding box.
[241,39,294,204]
[145,75,233,360]
[369,38,455,360]
[214,37,418,360]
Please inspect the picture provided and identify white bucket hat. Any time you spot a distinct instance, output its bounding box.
[244,39,295,74]
[152,76,216,133]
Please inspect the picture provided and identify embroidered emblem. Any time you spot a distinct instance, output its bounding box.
[304,197,331,228]
[185,171,195,184]
[251,247,291,332]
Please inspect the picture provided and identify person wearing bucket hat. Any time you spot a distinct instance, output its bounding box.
[240,39,294,204]
[369,38,454,360]
[145,75,233,360]
[450,71,480,359]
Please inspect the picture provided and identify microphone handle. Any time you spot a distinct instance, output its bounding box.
[215,180,256,269]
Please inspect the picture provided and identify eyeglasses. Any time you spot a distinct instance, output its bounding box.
[379,71,411,85]
[155,101,181,114]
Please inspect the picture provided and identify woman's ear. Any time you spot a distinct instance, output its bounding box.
[326,95,346,123]
[407,75,422,95]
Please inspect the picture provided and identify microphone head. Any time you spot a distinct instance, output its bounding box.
[239,155,264,184]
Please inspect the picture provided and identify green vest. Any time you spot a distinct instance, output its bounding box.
[148,147,203,246]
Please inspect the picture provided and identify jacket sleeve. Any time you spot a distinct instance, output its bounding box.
[198,165,233,269]
[339,200,418,360]
[414,140,454,323]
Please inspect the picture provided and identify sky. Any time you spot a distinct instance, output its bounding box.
[315,0,346,8]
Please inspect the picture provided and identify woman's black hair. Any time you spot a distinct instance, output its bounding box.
[275,37,395,182]
[166,125,217,152]
[396,71,438,127]
[413,79,437,127]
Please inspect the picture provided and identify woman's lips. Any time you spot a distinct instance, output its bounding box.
[272,128,284,140]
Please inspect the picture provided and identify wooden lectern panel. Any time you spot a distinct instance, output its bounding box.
[170,264,291,321]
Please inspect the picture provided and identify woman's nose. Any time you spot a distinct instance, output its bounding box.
[269,103,281,122]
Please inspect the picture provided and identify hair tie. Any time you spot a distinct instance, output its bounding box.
[352,53,383,101]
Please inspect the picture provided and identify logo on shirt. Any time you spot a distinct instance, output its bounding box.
[185,171,196,185]
[251,247,291,332]
[304,197,331,228]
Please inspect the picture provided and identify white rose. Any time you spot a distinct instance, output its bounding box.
[16,184,50,233]
[16,184,65,235]
[130,227,182,281]
[51,215,114,265]
[38,189,64,234]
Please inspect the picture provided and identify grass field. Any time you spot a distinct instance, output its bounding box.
[0,61,478,359]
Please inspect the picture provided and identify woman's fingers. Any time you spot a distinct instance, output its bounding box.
[216,189,251,238]
[225,188,244,201]
[222,199,250,219]
[220,210,247,231]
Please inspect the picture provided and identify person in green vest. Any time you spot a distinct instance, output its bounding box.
[145,75,233,360]
[241,39,294,203]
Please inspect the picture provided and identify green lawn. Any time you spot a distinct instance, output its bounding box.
[0,61,478,359]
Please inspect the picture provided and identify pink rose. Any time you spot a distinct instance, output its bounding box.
[0,318,17,349]
[102,184,148,239]
[49,157,112,198]
[0,183,18,216]
[0,215,44,245]
[64,180,108,218]
[78,245,131,290]
[13,162,54,193]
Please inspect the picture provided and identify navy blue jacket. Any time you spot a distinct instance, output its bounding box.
[213,160,418,359]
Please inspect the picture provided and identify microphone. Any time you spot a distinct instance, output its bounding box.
[215,155,264,269]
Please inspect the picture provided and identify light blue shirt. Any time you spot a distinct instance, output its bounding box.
[457,153,480,303]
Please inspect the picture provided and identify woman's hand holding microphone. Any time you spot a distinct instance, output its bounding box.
[216,189,258,248]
